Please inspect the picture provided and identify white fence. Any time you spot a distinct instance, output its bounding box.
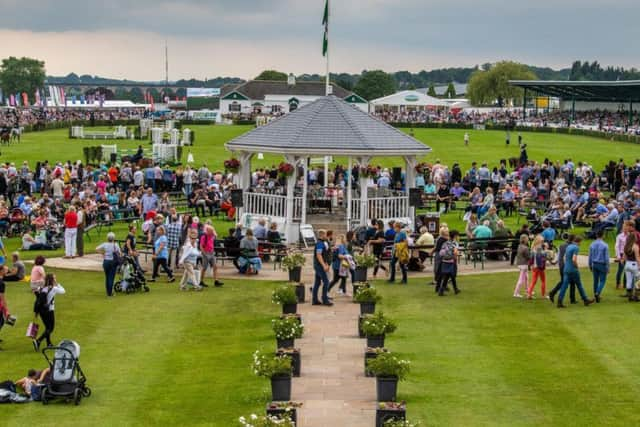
[350,196,409,222]
[244,192,303,221]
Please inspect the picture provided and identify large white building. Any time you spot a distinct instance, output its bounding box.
[220,75,368,116]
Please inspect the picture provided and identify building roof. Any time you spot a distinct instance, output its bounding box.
[225,95,431,156]
[509,80,640,102]
[221,80,352,100]
[369,90,448,107]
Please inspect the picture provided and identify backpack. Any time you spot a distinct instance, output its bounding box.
[439,241,456,262]
[533,249,546,270]
[33,288,49,314]
[395,240,409,264]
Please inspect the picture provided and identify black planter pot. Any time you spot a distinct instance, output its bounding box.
[288,267,302,283]
[375,405,406,427]
[266,404,298,424]
[270,375,292,401]
[354,266,368,283]
[367,334,385,348]
[359,302,376,315]
[277,349,301,377]
[282,303,298,314]
[294,284,305,303]
[376,376,398,402]
[276,338,295,349]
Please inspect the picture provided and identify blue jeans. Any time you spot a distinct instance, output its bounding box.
[591,263,608,296]
[313,267,330,304]
[389,257,407,283]
[103,259,118,296]
[559,271,588,303]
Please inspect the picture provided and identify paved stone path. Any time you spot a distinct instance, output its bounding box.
[293,292,375,427]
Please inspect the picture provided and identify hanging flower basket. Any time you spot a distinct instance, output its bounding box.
[360,165,378,178]
[278,162,295,178]
[224,158,240,173]
[414,162,431,174]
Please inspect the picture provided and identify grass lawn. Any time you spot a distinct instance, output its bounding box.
[4,126,640,173]
[375,270,640,426]
[0,269,283,426]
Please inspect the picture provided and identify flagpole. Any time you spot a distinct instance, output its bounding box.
[325,0,330,96]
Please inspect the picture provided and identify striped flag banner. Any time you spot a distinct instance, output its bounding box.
[15,93,21,107]
[9,94,15,106]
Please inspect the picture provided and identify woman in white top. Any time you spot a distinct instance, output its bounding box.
[96,232,121,297]
[178,229,202,291]
[32,273,65,351]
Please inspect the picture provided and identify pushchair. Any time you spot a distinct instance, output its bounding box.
[114,255,149,294]
[41,340,91,405]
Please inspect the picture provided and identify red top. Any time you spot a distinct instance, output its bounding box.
[64,211,78,228]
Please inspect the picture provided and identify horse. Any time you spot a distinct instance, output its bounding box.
[0,129,10,145]
[11,127,21,143]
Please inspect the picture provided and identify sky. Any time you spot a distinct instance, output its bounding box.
[0,0,637,81]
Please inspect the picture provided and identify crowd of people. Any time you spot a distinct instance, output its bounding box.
[0,107,148,129]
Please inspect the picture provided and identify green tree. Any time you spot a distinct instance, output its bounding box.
[254,70,288,81]
[445,82,456,98]
[427,83,437,97]
[353,70,396,101]
[0,57,46,102]
[467,61,537,107]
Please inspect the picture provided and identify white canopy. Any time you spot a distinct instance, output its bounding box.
[369,90,448,108]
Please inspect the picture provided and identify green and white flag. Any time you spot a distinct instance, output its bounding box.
[322,0,329,56]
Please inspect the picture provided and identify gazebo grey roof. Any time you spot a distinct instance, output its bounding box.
[225,95,431,157]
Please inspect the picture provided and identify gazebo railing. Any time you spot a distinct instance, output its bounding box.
[350,196,410,222]
[244,192,303,221]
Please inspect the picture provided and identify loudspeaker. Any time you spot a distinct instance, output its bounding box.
[409,188,422,207]
[392,167,402,184]
[110,153,117,164]
[230,189,243,207]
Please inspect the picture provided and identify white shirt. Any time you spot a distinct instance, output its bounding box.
[41,284,66,311]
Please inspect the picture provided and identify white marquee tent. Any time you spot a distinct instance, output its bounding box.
[369,90,448,111]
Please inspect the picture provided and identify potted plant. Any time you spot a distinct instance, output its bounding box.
[266,402,302,425]
[362,312,397,348]
[354,254,376,283]
[277,162,295,179]
[360,164,379,178]
[367,352,411,402]
[358,314,371,338]
[376,402,409,427]
[272,285,298,314]
[352,282,370,303]
[354,286,381,314]
[365,347,389,377]
[252,350,293,401]
[224,157,240,173]
[239,413,295,427]
[276,348,301,377]
[279,313,302,325]
[282,253,306,285]
[272,316,304,349]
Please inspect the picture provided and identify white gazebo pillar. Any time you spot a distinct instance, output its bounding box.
[284,154,298,243]
[404,155,417,220]
[302,157,308,225]
[359,156,371,226]
[236,151,254,220]
[346,156,352,230]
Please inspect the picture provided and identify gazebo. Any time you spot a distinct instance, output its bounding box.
[225,95,432,242]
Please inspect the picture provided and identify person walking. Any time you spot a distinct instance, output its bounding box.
[199,224,223,287]
[513,234,530,298]
[328,234,348,295]
[623,232,640,301]
[312,229,332,306]
[150,226,175,283]
[32,273,65,351]
[388,222,408,284]
[369,220,388,278]
[63,205,78,259]
[178,229,203,291]
[96,232,121,297]
[614,221,629,290]
[549,235,576,303]
[527,235,547,299]
[588,230,610,303]
[557,236,595,308]
[436,229,460,296]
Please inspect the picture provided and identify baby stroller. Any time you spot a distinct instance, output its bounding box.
[8,208,26,237]
[114,255,149,293]
[41,340,91,405]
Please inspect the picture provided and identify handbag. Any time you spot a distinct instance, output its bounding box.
[112,243,123,265]
[26,322,39,338]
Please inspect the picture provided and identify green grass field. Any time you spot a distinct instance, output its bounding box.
[2,268,639,426]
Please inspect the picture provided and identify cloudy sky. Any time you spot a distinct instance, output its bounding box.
[0,0,637,80]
